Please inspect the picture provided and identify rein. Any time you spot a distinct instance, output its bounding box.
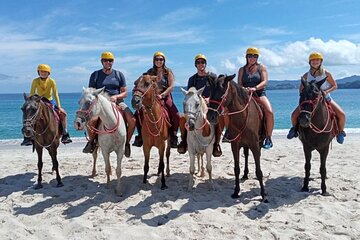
[299,93,334,134]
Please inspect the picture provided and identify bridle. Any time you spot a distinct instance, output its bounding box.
[184,95,209,131]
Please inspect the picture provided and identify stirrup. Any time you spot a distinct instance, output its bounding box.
[61,134,72,144]
[83,141,95,153]
[132,135,143,147]
[287,127,298,139]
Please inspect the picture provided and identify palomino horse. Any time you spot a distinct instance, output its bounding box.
[74,87,126,195]
[131,74,171,190]
[21,94,63,189]
[207,74,267,201]
[298,77,335,196]
[181,87,215,190]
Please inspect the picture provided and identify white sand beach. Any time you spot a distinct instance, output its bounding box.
[0,134,359,240]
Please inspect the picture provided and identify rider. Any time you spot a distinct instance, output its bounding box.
[83,51,136,157]
[177,53,223,157]
[236,47,274,149]
[21,64,72,146]
[141,51,180,148]
[287,52,346,144]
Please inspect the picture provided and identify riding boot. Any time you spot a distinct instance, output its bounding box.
[83,136,97,153]
[21,137,33,146]
[125,122,131,157]
[213,124,222,157]
[170,132,178,148]
[177,131,187,154]
[132,113,143,147]
[61,127,72,144]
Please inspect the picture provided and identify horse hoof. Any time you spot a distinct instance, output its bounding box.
[262,198,269,203]
[241,176,248,180]
[56,182,64,188]
[34,184,43,189]
[231,193,240,199]
[301,186,309,192]
[161,185,168,190]
[321,191,330,196]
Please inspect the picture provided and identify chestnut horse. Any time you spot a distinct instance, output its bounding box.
[132,74,171,190]
[207,74,267,201]
[298,77,335,195]
[21,94,63,189]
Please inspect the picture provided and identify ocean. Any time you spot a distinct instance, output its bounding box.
[1,88,359,141]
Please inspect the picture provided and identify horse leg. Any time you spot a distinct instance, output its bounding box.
[165,139,171,176]
[158,144,167,190]
[231,143,241,199]
[115,148,124,196]
[35,147,44,189]
[301,145,312,192]
[49,147,63,187]
[242,147,249,180]
[91,146,98,178]
[102,150,111,187]
[188,151,196,191]
[143,146,150,184]
[251,146,267,202]
[319,146,330,196]
[206,151,214,190]
[199,154,205,178]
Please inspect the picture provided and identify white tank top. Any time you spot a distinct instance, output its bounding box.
[306,69,332,97]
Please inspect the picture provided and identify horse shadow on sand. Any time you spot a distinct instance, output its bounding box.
[126,174,313,226]
[0,172,37,198]
[12,172,144,219]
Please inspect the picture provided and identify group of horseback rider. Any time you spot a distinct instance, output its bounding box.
[21,48,346,154]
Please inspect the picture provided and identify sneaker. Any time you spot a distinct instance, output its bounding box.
[222,129,231,143]
[177,141,187,154]
[263,137,273,149]
[287,127,298,139]
[61,133,72,144]
[132,135,143,147]
[212,144,222,157]
[21,137,33,146]
[336,131,346,144]
[83,141,95,153]
[125,143,131,157]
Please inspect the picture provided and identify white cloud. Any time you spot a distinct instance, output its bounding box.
[221,59,237,72]
[160,7,202,23]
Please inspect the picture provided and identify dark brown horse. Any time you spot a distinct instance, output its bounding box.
[207,74,267,201]
[131,74,171,190]
[298,77,335,195]
[21,94,63,189]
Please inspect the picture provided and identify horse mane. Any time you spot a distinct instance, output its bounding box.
[85,87,111,101]
[230,81,249,105]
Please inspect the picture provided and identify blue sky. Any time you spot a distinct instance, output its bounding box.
[0,0,360,93]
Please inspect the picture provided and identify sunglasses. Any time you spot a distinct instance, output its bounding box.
[102,59,114,63]
[196,61,206,65]
[247,54,258,58]
[154,58,164,62]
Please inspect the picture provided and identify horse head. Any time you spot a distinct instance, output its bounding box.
[207,73,236,124]
[181,86,206,131]
[21,93,43,138]
[298,77,326,128]
[132,74,158,110]
[74,87,104,130]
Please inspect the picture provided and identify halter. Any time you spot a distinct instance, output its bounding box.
[299,92,333,134]
[23,99,59,148]
[208,81,230,115]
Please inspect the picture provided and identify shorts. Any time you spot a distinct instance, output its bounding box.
[116,102,128,111]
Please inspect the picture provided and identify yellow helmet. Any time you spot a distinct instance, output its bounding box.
[309,52,323,61]
[101,51,115,60]
[195,54,207,62]
[37,64,51,73]
[246,47,260,56]
[153,51,166,59]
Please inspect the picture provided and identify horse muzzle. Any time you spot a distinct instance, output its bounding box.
[188,119,196,131]
[74,117,85,131]
[21,125,33,138]
[131,96,142,110]
[299,113,311,128]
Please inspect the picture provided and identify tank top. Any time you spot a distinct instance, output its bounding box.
[241,64,266,97]
[306,69,332,97]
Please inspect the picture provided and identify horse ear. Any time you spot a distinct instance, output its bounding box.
[225,74,236,83]
[316,77,327,90]
[180,87,188,96]
[197,86,206,96]
[23,92,28,101]
[94,87,105,96]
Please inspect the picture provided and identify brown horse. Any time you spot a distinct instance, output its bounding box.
[131,74,171,190]
[298,77,335,196]
[207,74,267,201]
[21,94,63,189]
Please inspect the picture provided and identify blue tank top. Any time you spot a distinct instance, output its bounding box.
[241,64,266,97]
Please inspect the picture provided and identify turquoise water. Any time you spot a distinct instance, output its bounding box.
[1,88,359,140]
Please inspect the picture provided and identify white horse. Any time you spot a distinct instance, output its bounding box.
[181,87,215,190]
[74,87,126,195]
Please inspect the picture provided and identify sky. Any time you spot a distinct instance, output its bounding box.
[0,0,360,93]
